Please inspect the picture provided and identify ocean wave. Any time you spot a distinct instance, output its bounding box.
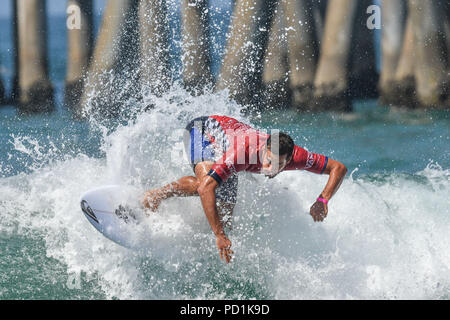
[0,88,449,299]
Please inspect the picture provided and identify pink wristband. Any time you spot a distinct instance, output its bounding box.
[317,197,328,204]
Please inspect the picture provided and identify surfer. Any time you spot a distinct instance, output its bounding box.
[143,115,347,263]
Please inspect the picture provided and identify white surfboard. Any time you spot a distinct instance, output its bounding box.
[80,185,143,248]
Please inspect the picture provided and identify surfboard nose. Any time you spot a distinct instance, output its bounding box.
[81,200,99,224]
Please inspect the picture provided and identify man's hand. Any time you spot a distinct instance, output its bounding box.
[142,189,162,212]
[309,158,347,222]
[310,200,328,222]
[216,234,233,263]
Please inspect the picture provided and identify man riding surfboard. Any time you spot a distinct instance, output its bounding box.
[143,115,347,263]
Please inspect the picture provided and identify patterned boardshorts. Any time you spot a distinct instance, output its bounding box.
[183,116,238,205]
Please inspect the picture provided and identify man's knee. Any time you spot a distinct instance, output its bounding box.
[194,161,214,179]
[173,176,201,196]
[181,176,199,186]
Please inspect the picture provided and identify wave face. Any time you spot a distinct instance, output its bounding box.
[1,87,449,299]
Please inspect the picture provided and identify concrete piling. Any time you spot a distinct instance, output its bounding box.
[348,0,378,99]
[312,0,328,45]
[392,14,416,108]
[215,0,278,108]
[444,2,450,58]
[5,0,447,115]
[11,0,19,103]
[446,4,450,108]
[379,0,406,106]
[261,3,290,109]
[0,52,5,104]
[79,0,138,117]
[16,0,54,113]
[313,0,358,111]
[0,75,5,105]
[139,0,171,96]
[408,0,448,109]
[181,0,214,94]
[445,20,450,63]
[281,0,318,111]
[65,0,94,110]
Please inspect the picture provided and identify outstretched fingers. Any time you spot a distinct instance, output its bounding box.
[219,247,233,263]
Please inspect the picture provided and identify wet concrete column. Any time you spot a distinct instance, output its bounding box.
[139,0,171,97]
[281,0,318,111]
[379,0,406,105]
[0,52,5,103]
[408,0,448,108]
[181,0,213,94]
[445,20,450,63]
[16,0,54,112]
[65,0,94,110]
[79,0,136,117]
[446,4,450,108]
[215,0,278,108]
[0,74,5,105]
[393,15,416,108]
[11,0,19,103]
[262,4,289,109]
[348,0,378,100]
[313,0,358,111]
[445,2,450,59]
[312,0,328,46]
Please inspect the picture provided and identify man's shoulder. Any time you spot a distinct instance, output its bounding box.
[209,115,239,124]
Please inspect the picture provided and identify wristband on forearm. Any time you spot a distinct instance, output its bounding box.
[317,197,328,204]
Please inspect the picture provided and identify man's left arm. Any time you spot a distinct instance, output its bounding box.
[310,158,347,222]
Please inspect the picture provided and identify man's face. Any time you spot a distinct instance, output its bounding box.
[261,148,290,179]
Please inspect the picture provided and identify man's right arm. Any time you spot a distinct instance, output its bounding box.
[197,176,233,263]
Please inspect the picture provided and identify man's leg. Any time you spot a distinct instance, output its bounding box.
[143,161,236,229]
[142,176,199,211]
[142,161,214,211]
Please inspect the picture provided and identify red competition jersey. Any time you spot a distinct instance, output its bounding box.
[208,115,328,183]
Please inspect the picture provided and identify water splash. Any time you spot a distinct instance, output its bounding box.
[1,86,449,299]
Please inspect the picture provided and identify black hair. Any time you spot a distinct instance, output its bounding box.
[267,132,294,159]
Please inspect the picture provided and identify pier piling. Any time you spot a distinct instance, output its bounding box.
[4,0,448,115]
[313,0,358,111]
[65,0,94,110]
[408,0,448,109]
[312,0,327,43]
[281,0,318,111]
[392,14,416,108]
[0,75,5,105]
[379,0,406,106]
[16,0,54,113]
[139,0,171,97]
[261,3,289,109]
[0,53,5,104]
[11,0,19,103]
[215,0,278,108]
[348,0,378,99]
[181,0,213,94]
[79,0,138,117]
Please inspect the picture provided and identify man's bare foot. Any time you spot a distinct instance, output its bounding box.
[142,189,163,212]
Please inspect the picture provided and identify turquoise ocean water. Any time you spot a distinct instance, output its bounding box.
[0,8,449,299]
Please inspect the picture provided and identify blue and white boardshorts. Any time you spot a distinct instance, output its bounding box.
[183,116,238,205]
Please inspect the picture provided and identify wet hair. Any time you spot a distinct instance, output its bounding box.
[267,132,294,159]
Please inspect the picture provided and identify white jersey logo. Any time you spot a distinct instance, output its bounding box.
[305,152,315,169]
